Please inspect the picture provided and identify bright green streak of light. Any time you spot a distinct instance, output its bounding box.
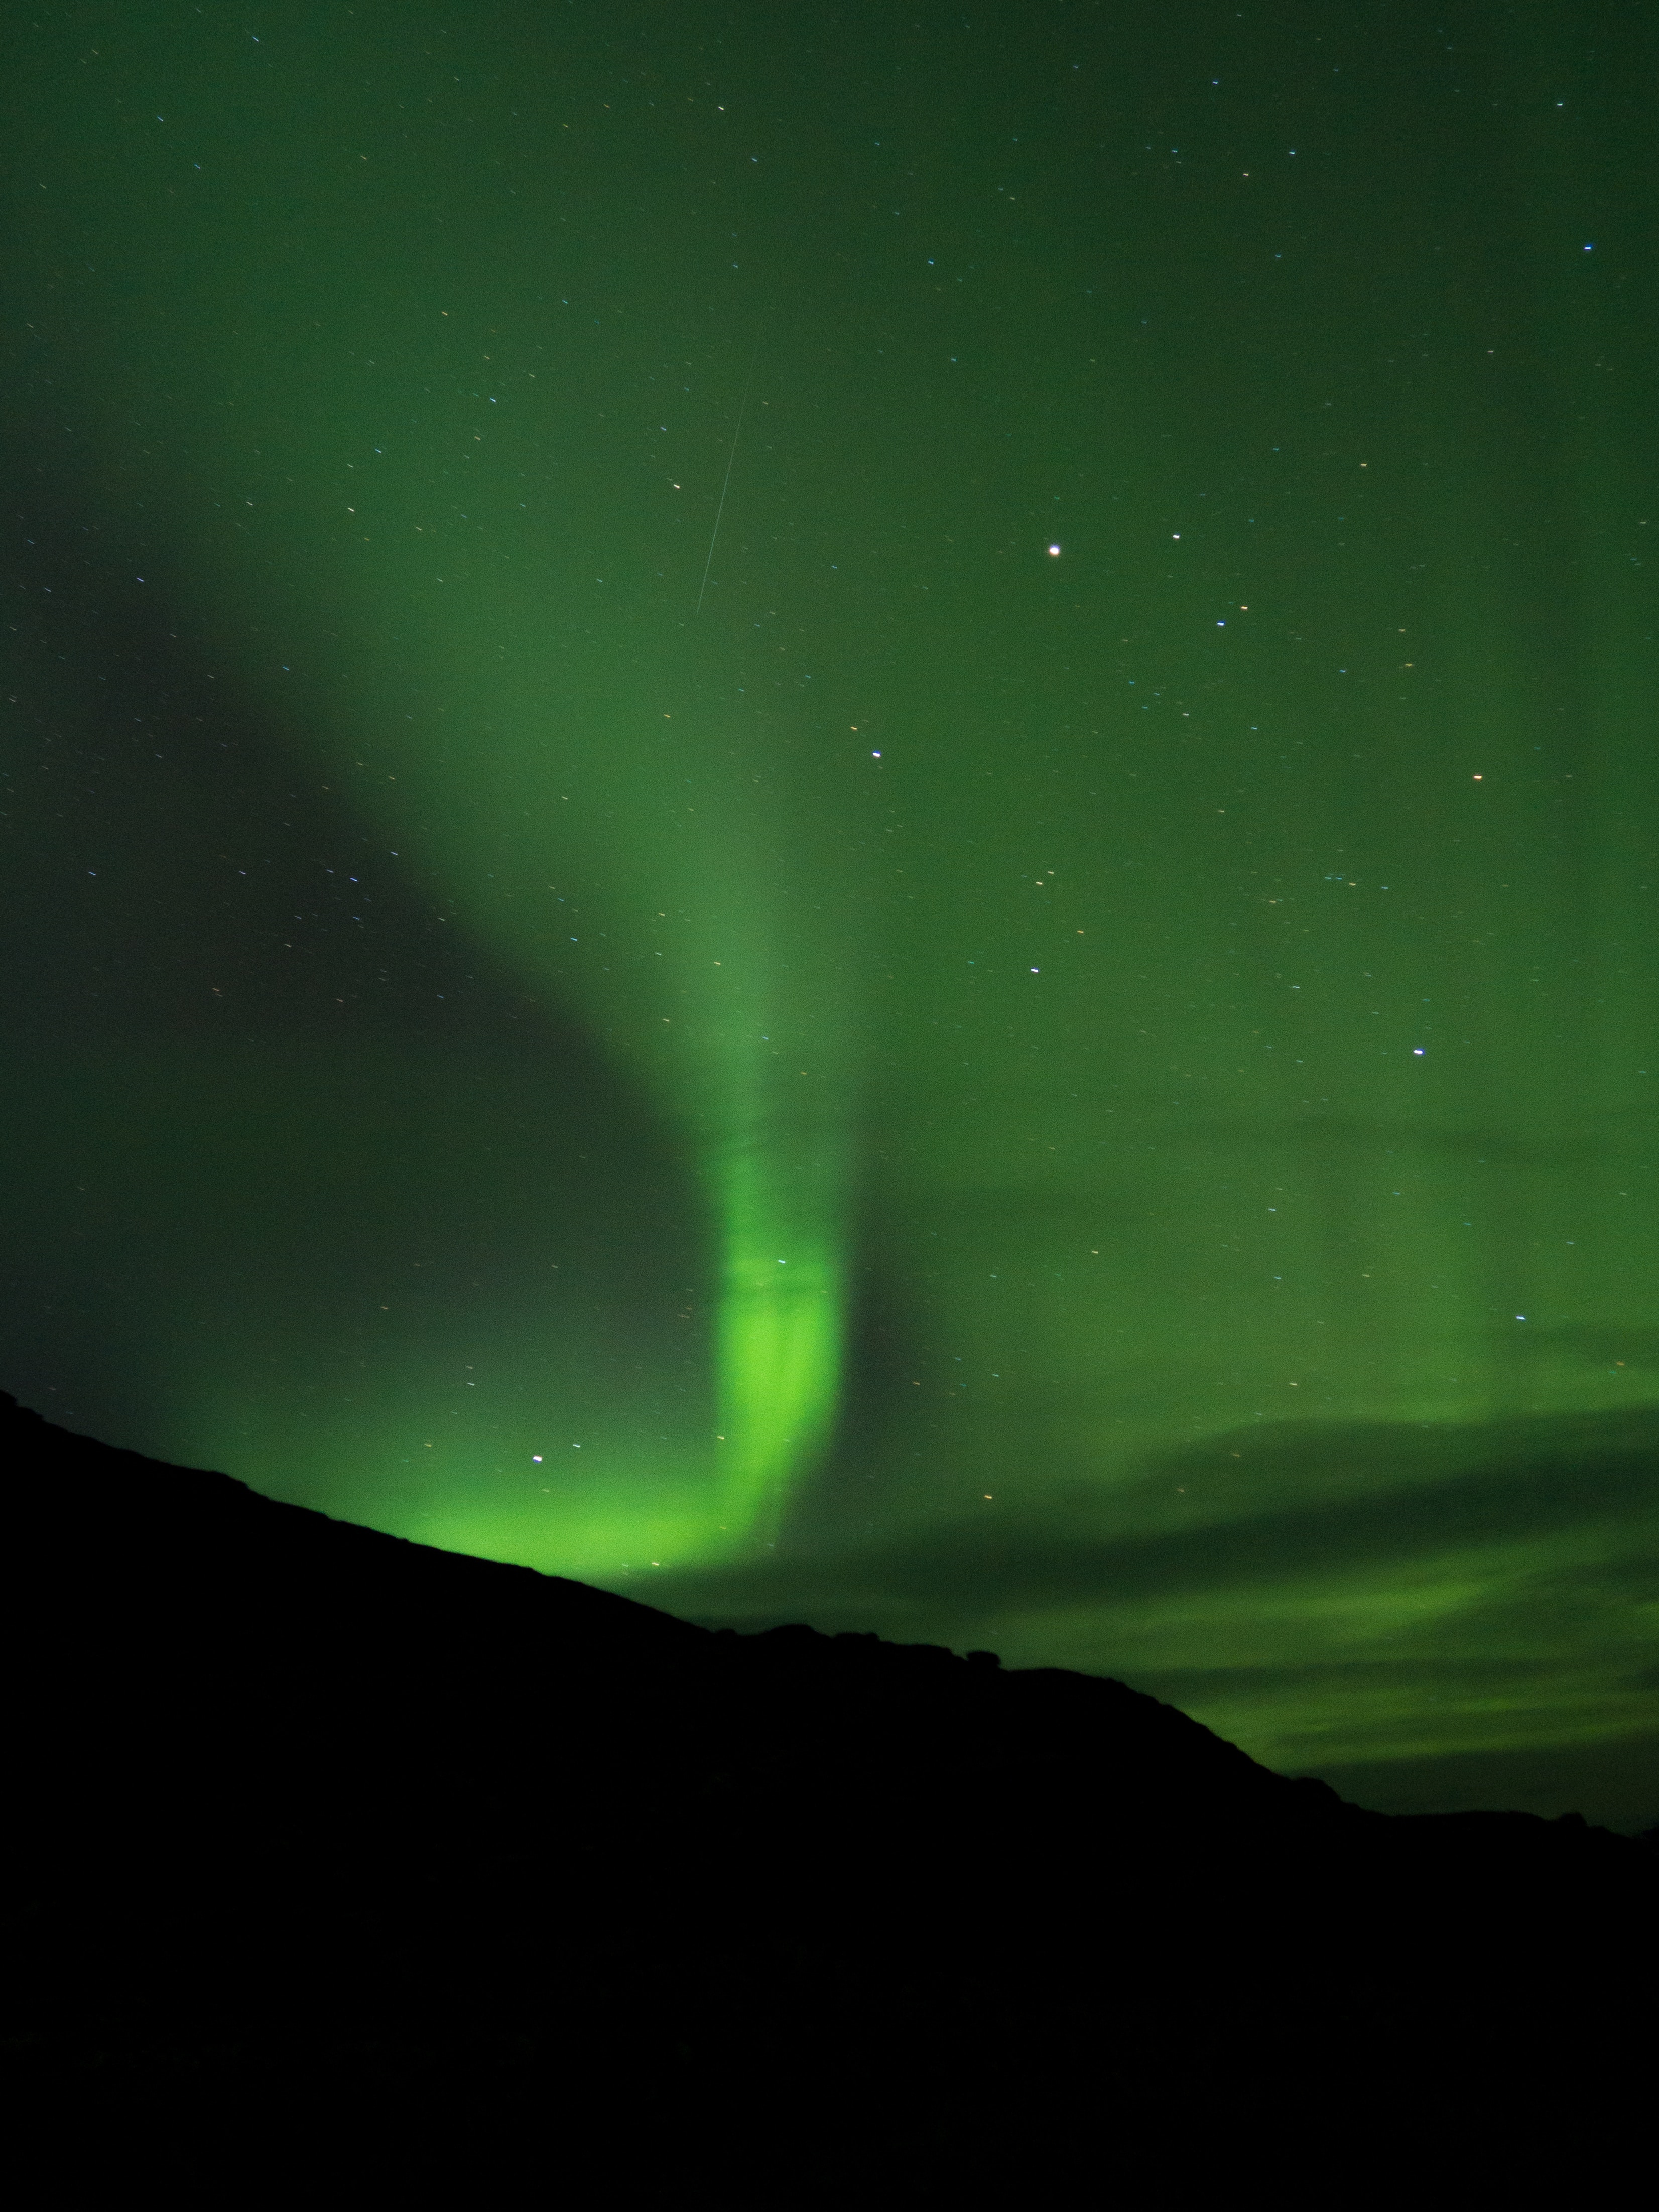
[714,1141,844,1536]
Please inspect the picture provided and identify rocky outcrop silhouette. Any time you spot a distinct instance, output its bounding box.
[2,1389,1651,2191]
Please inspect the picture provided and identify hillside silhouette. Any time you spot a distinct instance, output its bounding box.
[3,1388,1652,2193]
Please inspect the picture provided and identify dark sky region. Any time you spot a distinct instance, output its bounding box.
[3,1,1655,1827]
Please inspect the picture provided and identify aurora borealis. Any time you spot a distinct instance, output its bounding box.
[3,2,1655,1826]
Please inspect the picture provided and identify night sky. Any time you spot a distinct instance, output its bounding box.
[4,2,1656,1827]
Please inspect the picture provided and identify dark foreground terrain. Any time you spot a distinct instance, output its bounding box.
[3,1390,1652,2194]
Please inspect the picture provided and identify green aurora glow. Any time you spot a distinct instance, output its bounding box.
[2,1,1655,1826]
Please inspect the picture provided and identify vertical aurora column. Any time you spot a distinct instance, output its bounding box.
[711,1118,846,1538]
[646,846,855,1549]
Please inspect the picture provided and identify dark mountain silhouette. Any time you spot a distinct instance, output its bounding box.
[3,1389,1652,2194]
